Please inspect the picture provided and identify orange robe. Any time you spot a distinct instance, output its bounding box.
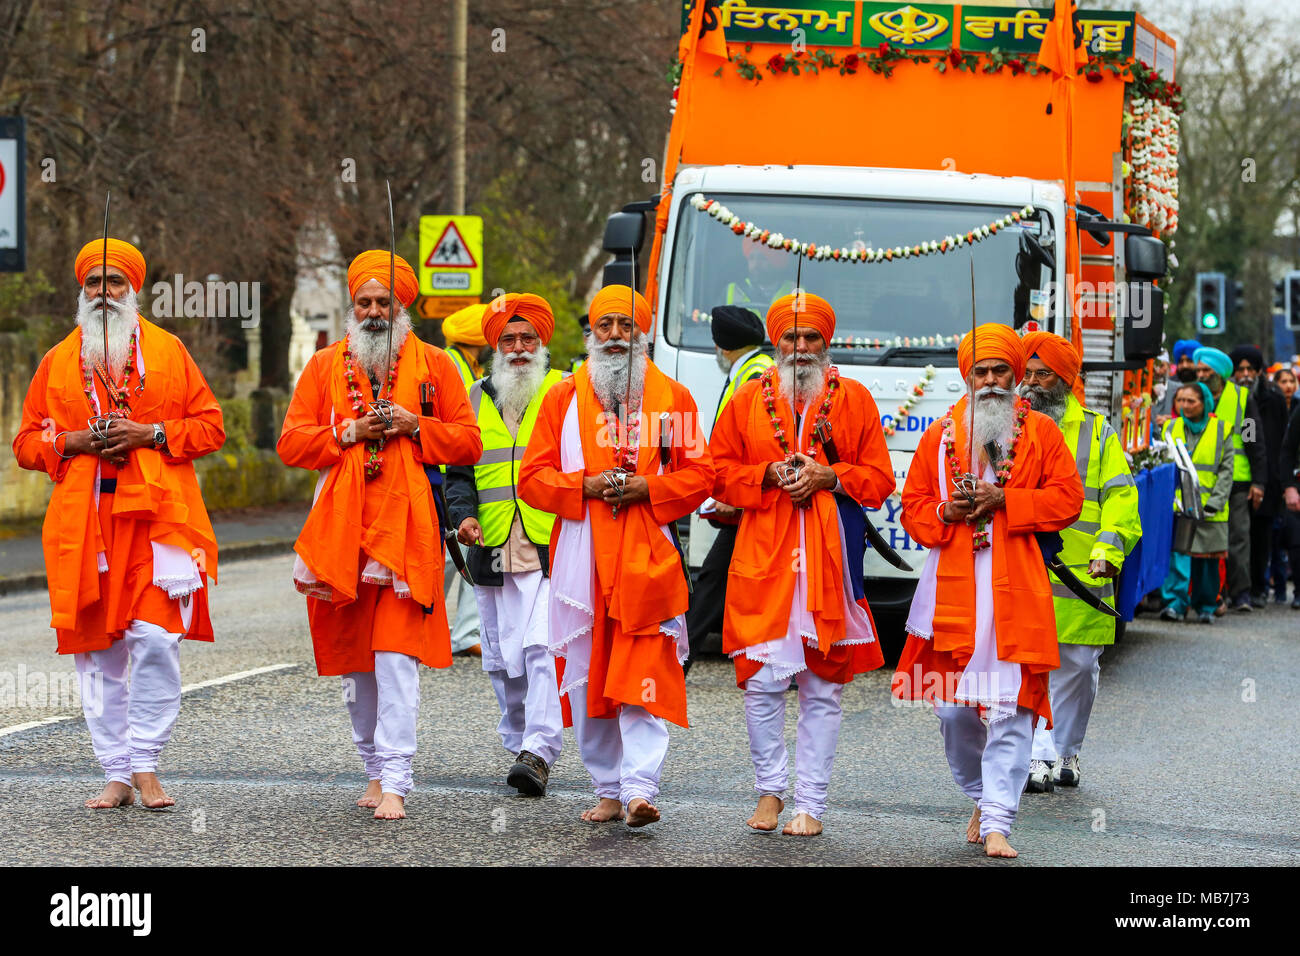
[12,318,224,653]
[278,336,482,675]
[518,362,714,728]
[890,399,1083,723]
[711,375,896,685]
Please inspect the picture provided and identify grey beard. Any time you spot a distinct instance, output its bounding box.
[346,309,411,379]
[777,350,831,407]
[77,289,138,375]
[490,345,550,427]
[715,347,731,374]
[587,331,648,413]
[1019,379,1071,423]
[971,386,1017,466]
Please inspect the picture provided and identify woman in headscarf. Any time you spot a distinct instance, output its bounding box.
[1159,382,1234,623]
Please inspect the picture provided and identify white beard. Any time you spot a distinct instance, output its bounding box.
[715,347,731,374]
[587,329,648,413]
[776,349,830,408]
[970,386,1018,466]
[490,344,550,428]
[346,308,412,379]
[77,289,138,375]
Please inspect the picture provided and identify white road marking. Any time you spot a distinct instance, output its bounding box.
[0,662,298,738]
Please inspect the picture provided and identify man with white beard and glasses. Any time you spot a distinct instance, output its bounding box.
[14,238,225,810]
[279,250,481,820]
[446,293,567,796]
[1017,332,1139,794]
[519,285,714,828]
[891,324,1082,858]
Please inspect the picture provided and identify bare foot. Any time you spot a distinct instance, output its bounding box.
[626,797,661,828]
[374,792,406,820]
[747,794,784,831]
[85,781,134,809]
[357,780,382,809]
[782,812,823,836]
[132,772,175,809]
[580,798,625,823]
[984,831,1018,858]
[966,804,982,844]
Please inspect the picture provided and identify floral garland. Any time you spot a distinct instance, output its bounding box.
[691,194,1034,263]
[343,343,402,481]
[1124,96,1179,236]
[830,335,960,349]
[940,396,1030,551]
[882,365,937,437]
[80,327,138,416]
[760,365,839,459]
[610,409,642,471]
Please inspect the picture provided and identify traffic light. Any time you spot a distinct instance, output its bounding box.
[1287,270,1300,331]
[1226,279,1245,321]
[1195,272,1225,335]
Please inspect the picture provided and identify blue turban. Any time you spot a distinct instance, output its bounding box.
[1193,346,1233,379]
[1172,339,1202,364]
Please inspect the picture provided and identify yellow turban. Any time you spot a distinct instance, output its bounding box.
[589,284,652,334]
[74,238,146,293]
[765,292,836,346]
[347,250,418,307]
[958,323,1026,380]
[483,293,556,346]
[440,303,488,347]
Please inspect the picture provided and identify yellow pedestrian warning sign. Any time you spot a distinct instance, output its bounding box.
[419,214,483,296]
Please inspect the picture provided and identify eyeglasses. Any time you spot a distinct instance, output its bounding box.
[1022,368,1058,383]
[499,333,539,349]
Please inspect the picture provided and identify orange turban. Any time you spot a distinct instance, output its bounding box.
[74,238,146,293]
[958,323,1026,380]
[765,292,836,346]
[1022,331,1081,384]
[440,303,489,347]
[347,250,418,307]
[589,284,652,334]
[484,293,556,346]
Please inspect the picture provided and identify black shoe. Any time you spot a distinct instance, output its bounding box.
[1292,597,1300,610]
[1232,594,1253,613]
[1250,593,1267,609]
[507,750,549,797]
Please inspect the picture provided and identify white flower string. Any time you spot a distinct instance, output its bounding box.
[882,364,937,437]
[1125,97,1179,236]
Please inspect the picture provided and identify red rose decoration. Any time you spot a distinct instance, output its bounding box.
[1008,59,1024,75]
[768,54,785,72]
[844,53,860,69]
[948,48,962,67]
[1085,69,1103,83]
[878,43,890,56]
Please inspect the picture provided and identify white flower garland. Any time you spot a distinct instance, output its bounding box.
[690,194,1035,262]
[882,364,938,437]
[1125,97,1179,236]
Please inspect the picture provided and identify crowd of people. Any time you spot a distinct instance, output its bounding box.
[13,236,1296,859]
[1153,339,1300,617]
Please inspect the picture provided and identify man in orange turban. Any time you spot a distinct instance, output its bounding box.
[14,237,225,810]
[441,302,491,390]
[279,250,482,819]
[710,291,895,837]
[892,322,1083,858]
[518,282,714,827]
[446,292,567,796]
[1022,329,1085,405]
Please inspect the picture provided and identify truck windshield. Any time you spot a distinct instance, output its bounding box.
[664,193,1054,365]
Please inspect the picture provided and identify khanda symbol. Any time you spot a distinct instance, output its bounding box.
[868,5,949,46]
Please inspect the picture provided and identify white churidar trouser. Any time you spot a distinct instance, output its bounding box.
[477,570,563,766]
[74,620,183,784]
[1031,642,1104,762]
[342,650,420,797]
[566,682,669,806]
[744,669,844,821]
[937,702,1034,839]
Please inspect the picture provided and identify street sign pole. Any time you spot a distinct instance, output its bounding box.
[0,116,27,273]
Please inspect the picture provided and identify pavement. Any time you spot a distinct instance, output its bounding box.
[1,552,1298,866]
[0,502,309,596]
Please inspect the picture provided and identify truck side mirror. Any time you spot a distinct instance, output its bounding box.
[1123,282,1163,361]
[1125,234,1168,281]
[603,211,646,256]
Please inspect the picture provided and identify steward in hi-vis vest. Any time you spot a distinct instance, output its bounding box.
[445,293,566,798]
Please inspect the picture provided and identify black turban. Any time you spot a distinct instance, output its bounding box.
[1229,344,1264,373]
[710,305,765,350]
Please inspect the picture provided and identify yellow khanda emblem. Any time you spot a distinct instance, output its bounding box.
[868,4,948,46]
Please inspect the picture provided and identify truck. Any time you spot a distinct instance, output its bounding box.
[601,0,1180,648]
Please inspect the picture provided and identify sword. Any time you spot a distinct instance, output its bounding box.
[609,244,638,517]
[953,258,979,503]
[425,464,474,586]
[368,180,397,429]
[658,411,693,591]
[815,419,914,572]
[1036,530,1120,618]
[88,191,123,447]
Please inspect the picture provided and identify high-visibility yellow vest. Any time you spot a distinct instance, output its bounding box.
[446,347,476,392]
[715,350,775,423]
[1214,381,1251,482]
[725,279,793,308]
[1050,396,1141,644]
[469,369,564,547]
[1163,415,1230,524]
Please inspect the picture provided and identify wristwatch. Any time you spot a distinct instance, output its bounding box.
[152,422,167,448]
[411,424,421,445]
